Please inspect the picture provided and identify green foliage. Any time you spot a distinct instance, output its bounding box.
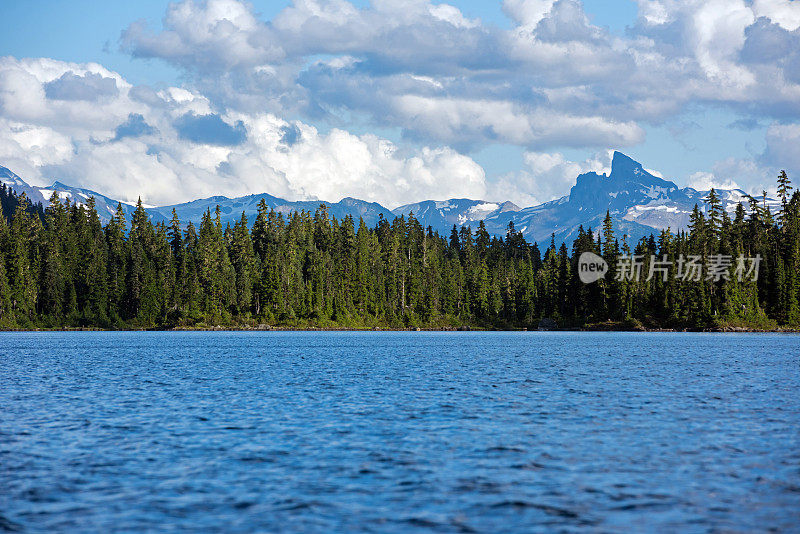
[0,173,799,330]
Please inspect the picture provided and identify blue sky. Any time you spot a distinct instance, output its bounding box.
[0,0,798,207]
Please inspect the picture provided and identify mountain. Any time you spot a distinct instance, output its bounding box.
[0,153,779,247]
[392,199,521,234]
[149,194,393,229]
[392,152,773,247]
[421,152,777,248]
[0,167,48,205]
[46,181,170,224]
[489,151,692,246]
[0,166,390,227]
[0,167,164,224]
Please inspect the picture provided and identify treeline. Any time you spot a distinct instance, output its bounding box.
[0,172,798,330]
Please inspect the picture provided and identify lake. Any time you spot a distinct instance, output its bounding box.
[1,332,798,532]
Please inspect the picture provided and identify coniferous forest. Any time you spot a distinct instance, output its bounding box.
[0,172,798,331]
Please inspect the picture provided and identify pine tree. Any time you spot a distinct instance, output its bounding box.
[196,208,236,321]
[105,203,128,324]
[183,222,201,318]
[125,198,160,324]
[229,212,255,315]
[704,188,723,242]
[7,200,38,323]
[601,211,619,318]
[777,170,793,227]
[39,192,66,321]
[82,197,109,325]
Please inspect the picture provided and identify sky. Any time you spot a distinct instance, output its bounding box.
[0,0,799,208]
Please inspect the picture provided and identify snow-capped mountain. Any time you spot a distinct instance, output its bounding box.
[149,194,393,228]
[0,152,779,248]
[0,167,167,224]
[488,151,696,246]
[394,152,776,247]
[0,167,48,205]
[0,166,390,227]
[392,199,521,233]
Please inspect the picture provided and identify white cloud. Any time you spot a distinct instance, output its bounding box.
[3,0,800,208]
[115,0,800,153]
[0,56,487,209]
[687,171,741,191]
[753,0,800,31]
[218,114,487,207]
[122,0,280,71]
[392,95,645,148]
[428,3,480,28]
[0,57,142,135]
[502,0,556,28]
[636,1,671,26]
[691,0,755,85]
[0,119,74,182]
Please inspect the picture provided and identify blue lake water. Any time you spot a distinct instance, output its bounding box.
[1,331,799,532]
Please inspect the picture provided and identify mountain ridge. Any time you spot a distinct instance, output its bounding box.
[0,151,778,248]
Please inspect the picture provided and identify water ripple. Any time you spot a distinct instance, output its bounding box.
[1,331,799,532]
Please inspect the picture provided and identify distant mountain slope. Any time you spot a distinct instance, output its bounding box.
[0,167,47,205]
[150,194,394,228]
[392,199,521,234]
[44,181,169,224]
[0,166,391,227]
[0,152,779,247]
[0,167,161,224]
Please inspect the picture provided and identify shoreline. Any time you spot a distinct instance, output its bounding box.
[2,325,799,333]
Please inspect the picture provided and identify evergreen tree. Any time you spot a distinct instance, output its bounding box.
[704,188,723,242]
[39,192,66,321]
[777,170,793,227]
[229,212,255,315]
[7,199,39,323]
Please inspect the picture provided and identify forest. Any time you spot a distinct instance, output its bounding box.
[0,171,798,331]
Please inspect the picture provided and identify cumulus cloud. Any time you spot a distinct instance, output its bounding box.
[117,0,800,151]
[502,0,556,28]
[753,0,800,31]
[391,96,645,149]
[118,0,650,148]
[3,0,800,209]
[121,0,278,71]
[0,57,138,132]
[0,56,487,208]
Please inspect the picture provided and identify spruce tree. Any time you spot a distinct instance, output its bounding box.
[777,170,793,228]
[229,212,255,315]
